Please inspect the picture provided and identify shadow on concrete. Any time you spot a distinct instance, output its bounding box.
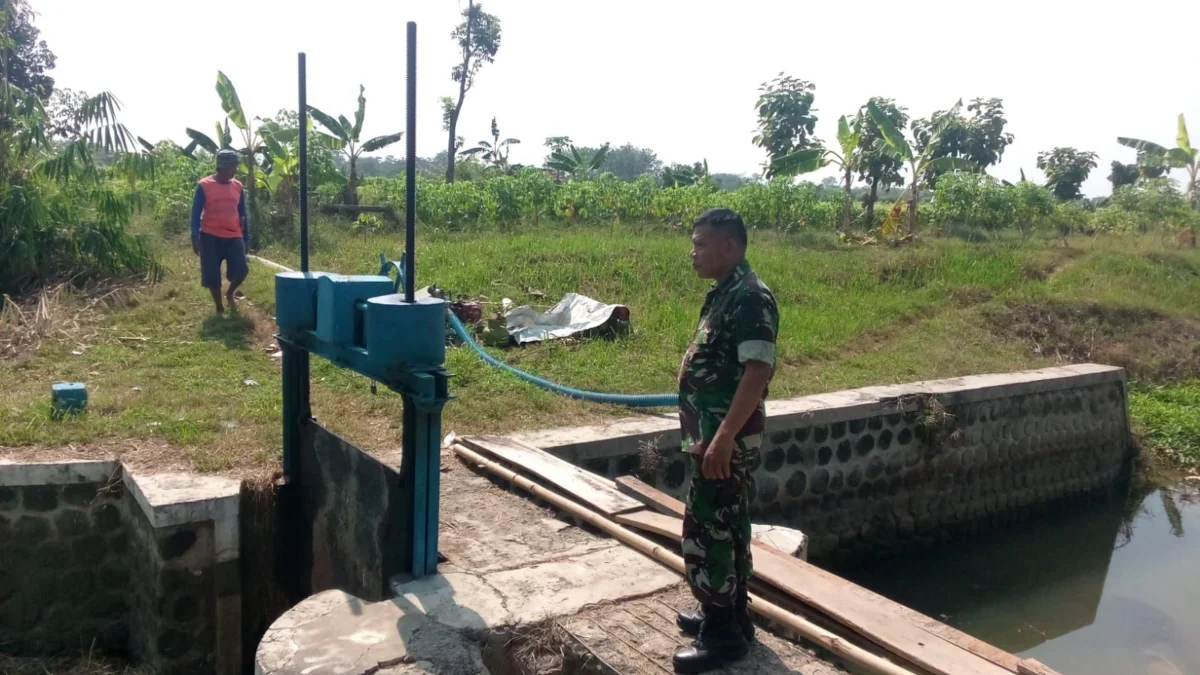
[388,575,491,673]
[199,313,256,350]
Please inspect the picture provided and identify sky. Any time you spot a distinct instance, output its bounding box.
[35,0,1200,197]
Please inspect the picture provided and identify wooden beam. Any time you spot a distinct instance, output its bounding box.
[471,439,1029,675]
[614,482,1019,675]
[319,204,399,221]
[1017,659,1060,675]
[614,475,685,517]
[614,509,681,540]
[460,436,643,516]
[454,443,922,675]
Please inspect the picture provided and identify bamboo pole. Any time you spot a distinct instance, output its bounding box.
[452,444,921,675]
[249,255,294,273]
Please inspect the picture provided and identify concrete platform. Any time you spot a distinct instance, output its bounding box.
[561,584,843,675]
[255,449,844,675]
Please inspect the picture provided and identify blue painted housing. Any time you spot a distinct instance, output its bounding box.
[315,274,395,347]
[366,294,446,373]
[51,382,87,415]
[275,271,329,331]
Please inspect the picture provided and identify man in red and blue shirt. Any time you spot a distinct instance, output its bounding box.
[191,149,249,314]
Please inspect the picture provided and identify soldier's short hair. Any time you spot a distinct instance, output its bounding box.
[693,208,747,249]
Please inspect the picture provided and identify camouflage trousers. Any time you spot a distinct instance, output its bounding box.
[681,437,758,608]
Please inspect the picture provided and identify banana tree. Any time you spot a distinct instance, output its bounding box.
[868,99,975,234]
[214,72,264,238]
[256,121,301,224]
[181,118,233,157]
[775,115,862,232]
[177,73,264,243]
[308,85,404,206]
[1119,114,1199,210]
[545,143,610,181]
[661,159,710,188]
[461,117,519,171]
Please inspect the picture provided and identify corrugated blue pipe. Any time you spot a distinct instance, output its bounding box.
[447,312,678,408]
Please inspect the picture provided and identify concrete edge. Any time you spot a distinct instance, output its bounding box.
[0,459,242,564]
[0,458,119,486]
[123,470,242,563]
[513,364,1127,460]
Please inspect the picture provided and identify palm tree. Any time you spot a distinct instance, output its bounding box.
[775,115,862,232]
[461,117,519,171]
[1119,114,1199,210]
[309,85,404,205]
[1,85,158,292]
[868,100,975,234]
[545,143,610,181]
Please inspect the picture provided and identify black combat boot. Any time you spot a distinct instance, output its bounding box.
[676,587,754,641]
[672,605,750,673]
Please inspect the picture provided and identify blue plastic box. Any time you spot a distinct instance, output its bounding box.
[51,382,87,416]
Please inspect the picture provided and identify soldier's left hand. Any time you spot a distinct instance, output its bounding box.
[702,434,734,480]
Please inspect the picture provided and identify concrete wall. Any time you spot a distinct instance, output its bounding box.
[515,365,1135,563]
[0,461,241,675]
[299,422,407,602]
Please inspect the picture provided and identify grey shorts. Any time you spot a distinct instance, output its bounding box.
[199,233,249,288]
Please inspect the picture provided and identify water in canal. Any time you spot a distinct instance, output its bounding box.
[844,481,1200,675]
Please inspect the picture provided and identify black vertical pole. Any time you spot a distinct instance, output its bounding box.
[405,22,416,304]
[299,52,310,273]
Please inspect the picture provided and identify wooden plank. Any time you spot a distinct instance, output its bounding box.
[750,545,1011,675]
[475,442,1017,675]
[609,496,1011,675]
[1017,659,1061,675]
[460,436,643,516]
[916,619,1025,674]
[614,509,681,540]
[615,475,685,517]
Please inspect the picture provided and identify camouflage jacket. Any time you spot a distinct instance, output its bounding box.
[678,260,779,453]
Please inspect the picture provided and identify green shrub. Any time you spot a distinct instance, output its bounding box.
[931,173,1013,234]
[1110,179,1195,235]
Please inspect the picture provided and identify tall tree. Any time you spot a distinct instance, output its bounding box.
[461,116,518,172]
[912,97,1013,186]
[752,73,818,178]
[1109,161,1140,193]
[46,88,90,140]
[309,85,404,205]
[868,99,975,234]
[1119,114,1199,209]
[856,97,908,225]
[444,1,501,183]
[1036,147,1098,201]
[602,143,661,181]
[1,0,55,99]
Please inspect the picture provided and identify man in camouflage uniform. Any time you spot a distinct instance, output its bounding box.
[672,208,778,673]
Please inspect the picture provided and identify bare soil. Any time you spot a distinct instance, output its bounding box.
[985,300,1200,382]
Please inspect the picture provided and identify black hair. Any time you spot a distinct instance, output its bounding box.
[693,208,747,248]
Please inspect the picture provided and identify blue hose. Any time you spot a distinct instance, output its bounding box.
[446,311,679,408]
[379,253,676,407]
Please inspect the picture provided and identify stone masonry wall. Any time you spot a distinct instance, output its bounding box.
[126,504,218,675]
[0,461,240,675]
[0,475,130,655]
[516,365,1135,564]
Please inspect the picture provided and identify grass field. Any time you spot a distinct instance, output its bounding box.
[2,221,1198,472]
